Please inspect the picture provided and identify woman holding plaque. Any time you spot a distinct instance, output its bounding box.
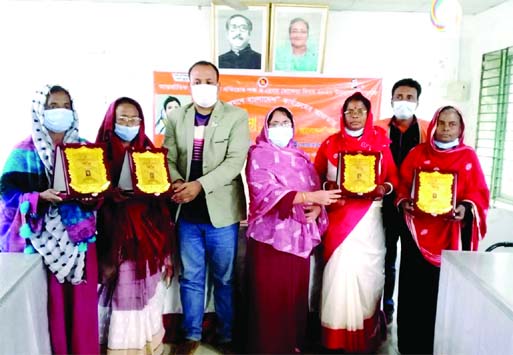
[96,97,174,355]
[314,92,398,353]
[395,106,489,354]
[245,107,339,354]
[0,85,99,354]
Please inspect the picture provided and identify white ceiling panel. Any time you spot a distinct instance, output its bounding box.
[19,0,510,15]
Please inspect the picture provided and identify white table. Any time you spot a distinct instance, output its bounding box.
[0,253,51,355]
[434,251,513,355]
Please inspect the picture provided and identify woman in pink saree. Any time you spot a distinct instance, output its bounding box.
[246,107,340,354]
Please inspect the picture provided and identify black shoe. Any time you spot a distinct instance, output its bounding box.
[175,340,200,355]
[215,341,235,355]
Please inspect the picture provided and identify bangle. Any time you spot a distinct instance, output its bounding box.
[302,192,308,204]
[384,182,393,195]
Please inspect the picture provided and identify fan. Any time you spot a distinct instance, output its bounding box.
[213,0,248,11]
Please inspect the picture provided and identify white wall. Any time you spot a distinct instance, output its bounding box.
[324,10,461,121]
[458,0,513,242]
[458,0,513,146]
[0,1,210,167]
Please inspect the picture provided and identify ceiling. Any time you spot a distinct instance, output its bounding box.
[64,0,510,15]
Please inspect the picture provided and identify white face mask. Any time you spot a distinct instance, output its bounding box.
[268,126,293,148]
[392,100,417,120]
[434,138,459,150]
[191,84,218,108]
[43,108,74,133]
[345,127,364,137]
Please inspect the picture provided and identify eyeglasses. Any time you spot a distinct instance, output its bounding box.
[228,24,249,32]
[269,121,292,128]
[344,109,367,116]
[116,115,142,125]
[290,29,308,34]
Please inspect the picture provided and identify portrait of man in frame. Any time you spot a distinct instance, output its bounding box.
[213,4,270,71]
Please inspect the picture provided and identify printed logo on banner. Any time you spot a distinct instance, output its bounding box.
[257,77,269,88]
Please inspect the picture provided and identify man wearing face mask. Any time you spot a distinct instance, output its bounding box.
[219,14,262,69]
[164,61,250,354]
[374,78,429,325]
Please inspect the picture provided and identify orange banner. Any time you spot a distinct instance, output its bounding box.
[154,72,382,159]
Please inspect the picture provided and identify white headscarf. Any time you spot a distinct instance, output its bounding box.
[28,85,87,284]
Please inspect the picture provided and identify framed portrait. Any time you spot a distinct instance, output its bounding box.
[270,4,329,73]
[212,4,270,71]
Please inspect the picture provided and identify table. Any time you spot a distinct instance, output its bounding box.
[434,251,513,355]
[0,252,51,354]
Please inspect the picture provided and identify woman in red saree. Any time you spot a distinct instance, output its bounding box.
[96,97,174,355]
[395,106,489,354]
[314,92,398,353]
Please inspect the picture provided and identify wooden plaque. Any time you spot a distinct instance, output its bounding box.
[412,169,457,217]
[52,143,111,199]
[118,147,172,196]
[337,151,382,199]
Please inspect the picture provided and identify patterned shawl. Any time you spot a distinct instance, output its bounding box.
[95,97,173,279]
[396,106,490,266]
[246,107,328,258]
[0,85,96,284]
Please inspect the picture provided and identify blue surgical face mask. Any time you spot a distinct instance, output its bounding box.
[434,138,459,150]
[114,123,140,142]
[43,108,74,133]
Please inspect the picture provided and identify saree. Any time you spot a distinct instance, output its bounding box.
[246,107,328,353]
[314,94,397,353]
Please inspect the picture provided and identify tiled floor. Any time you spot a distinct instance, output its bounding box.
[163,277,401,355]
[377,319,400,355]
[164,323,400,355]
[163,342,219,355]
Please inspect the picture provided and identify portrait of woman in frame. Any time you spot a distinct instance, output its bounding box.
[270,4,328,73]
[213,4,270,71]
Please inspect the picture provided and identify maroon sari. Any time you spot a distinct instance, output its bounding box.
[95,97,174,279]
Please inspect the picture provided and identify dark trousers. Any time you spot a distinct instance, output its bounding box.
[382,193,405,315]
[397,229,440,354]
[397,206,474,354]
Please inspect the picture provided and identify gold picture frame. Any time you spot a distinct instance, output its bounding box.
[212,3,270,71]
[132,150,171,195]
[413,170,457,217]
[53,143,111,199]
[337,151,382,199]
[269,4,329,73]
[118,148,173,196]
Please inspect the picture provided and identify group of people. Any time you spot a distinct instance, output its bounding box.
[0,61,489,355]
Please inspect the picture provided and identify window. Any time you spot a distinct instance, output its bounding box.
[476,46,513,203]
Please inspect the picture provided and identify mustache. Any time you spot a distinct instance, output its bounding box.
[231,34,244,40]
